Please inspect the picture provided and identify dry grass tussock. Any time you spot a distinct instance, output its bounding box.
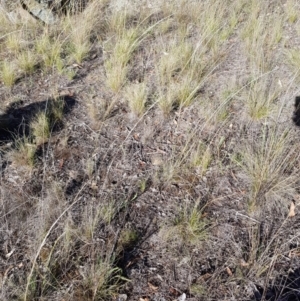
[1,0,300,300]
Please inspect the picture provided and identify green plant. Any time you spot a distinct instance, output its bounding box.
[124,82,148,116]
[50,97,65,124]
[154,158,180,185]
[157,82,178,115]
[6,32,21,54]
[81,259,127,301]
[190,143,212,176]
[161,200,208,246]
[10,137,37,167]
[36,36,62,69]
[17,50,36,75]
[67,0,103,64]
[31,111,51,144]
[285,0,298,23]
[244,78,278,121]
[190,283,206,298]
[175,74,200,108]
[24,270,38,300]
[105,27,140,91]
[70,41,91,63]
[286,48,300,79]
[55,58,65,74]
[155,37,209,115]
[235,128,300,211]
[35,34,51,55]
[87,96,118,124]
[105,17,162,92]
[104,61,128,92]
[239,6,284,72]
[158,42,193,85]
[99,202,117,224]
[80,204,103,242]
[267,14,283,46]
[1,61,17,87]
[64,68,77,80]
[139,179,147,193]
[108,10,129,34]
[118,228,139,250]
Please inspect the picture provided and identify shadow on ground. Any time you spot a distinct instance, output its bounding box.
[293,96,300,126]
[0,95,76,142]
[254,267,300,301]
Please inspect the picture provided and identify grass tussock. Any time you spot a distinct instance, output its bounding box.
[80,259,126,301]
[236,128,300,211]
[244,77,280,121]
[124,82,148,116]
[104,27,141,91]
[10,137,37,167]
[67,0,102,64]
[31,111,51,144]
[1,61,17,87]
[5,32,22,54]
[160,200,208,247]
[17,50,37,75]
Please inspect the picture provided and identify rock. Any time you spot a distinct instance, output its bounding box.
[117,294,128,301]
[20,0,56,24]
[177,293,186,301]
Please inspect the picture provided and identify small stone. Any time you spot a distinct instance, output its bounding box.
[177,293,186,301]
[117,294,128,301]
[152,155,163,166]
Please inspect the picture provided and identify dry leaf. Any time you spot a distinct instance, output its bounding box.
[139,298,149,301]
[138,160,146,169]
[5,248,15,259]
[148,282,158,291]
[240,259,249,267]
[59,158,64,169]
[199,273,212,281]
[72,63,83,69]
[289,248,300,258]
[169,286,180,296]
[40,247,50,263]
[226,267,233,276]
[3,266,13,278]
[288,201,296,217]
[90,182,98,191]
[58,90,74,97]
[157,148,167,154]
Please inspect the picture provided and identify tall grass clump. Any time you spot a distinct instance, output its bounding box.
[105,27,141,92]
[244,77,280,121]
[31,112,51,144]
[124,82,148,116]
[160,200,208,247]
[236,127,300,211]
[1,61,17,87]
[17,50,36,75]
[10,136,37,167]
